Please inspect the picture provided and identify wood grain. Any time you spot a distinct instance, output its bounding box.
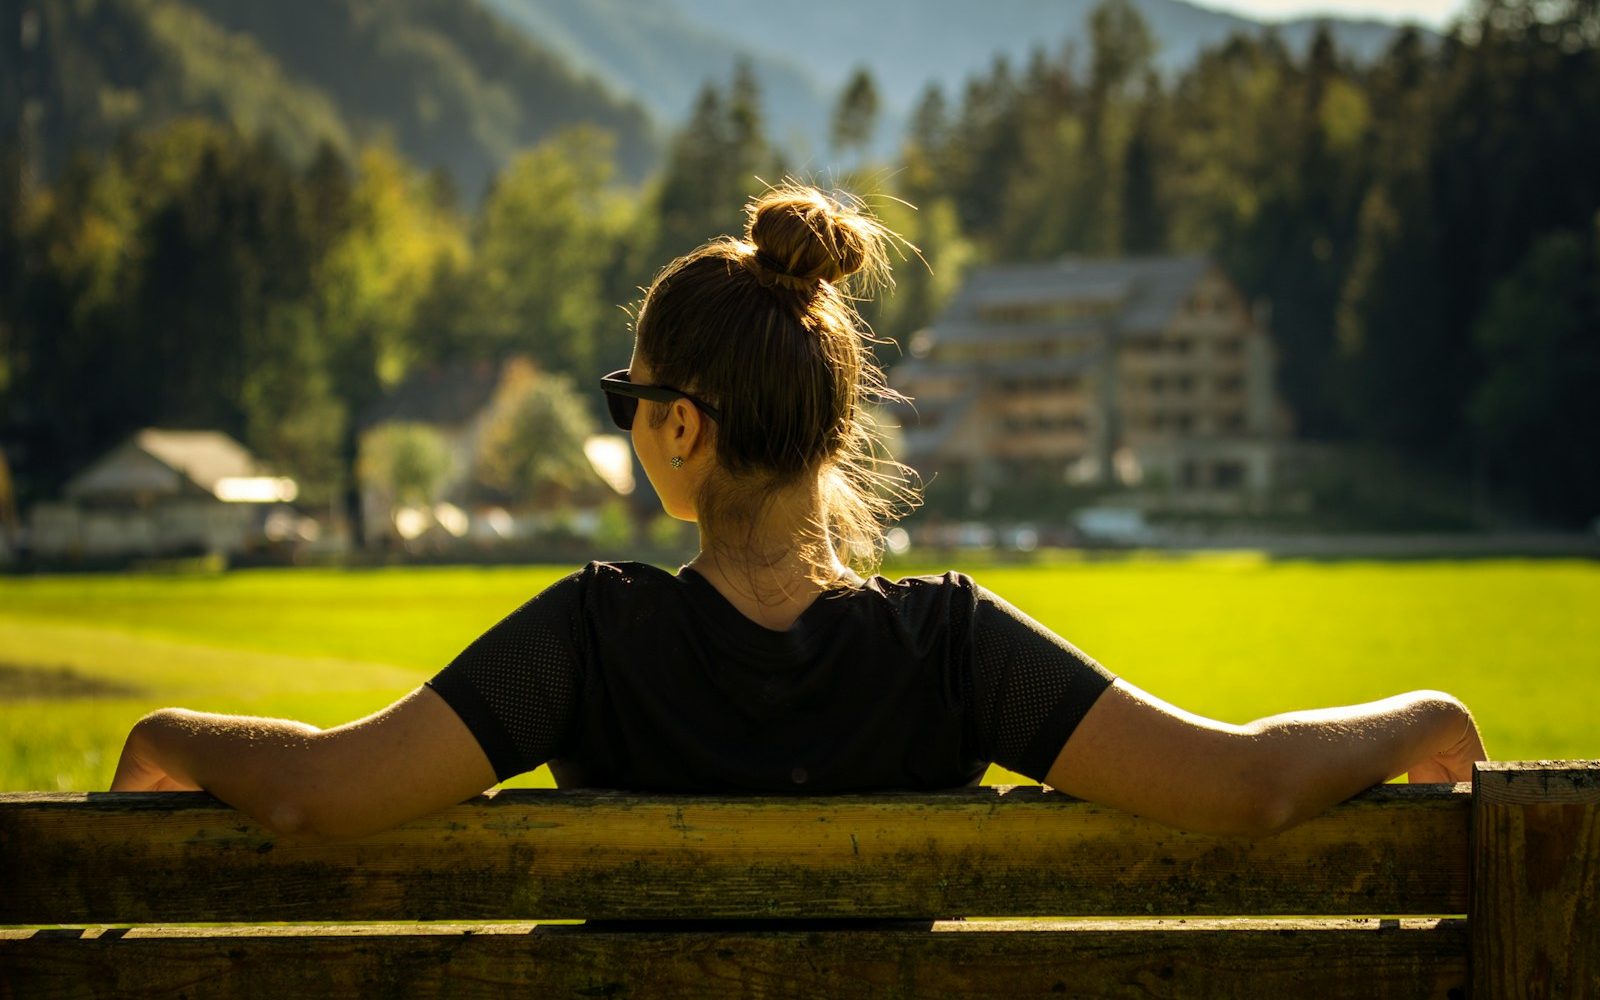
[1471,761,1600,999]
[0,784,1469,923]
[0,918,1469,1000]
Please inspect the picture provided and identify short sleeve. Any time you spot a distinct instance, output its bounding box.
[969,584,1115,782]
[425,571,586,782]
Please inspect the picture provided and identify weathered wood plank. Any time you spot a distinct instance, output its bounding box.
[1471,760,1600,1000]
[0,918,1469,1000]
[0,785,1468,923]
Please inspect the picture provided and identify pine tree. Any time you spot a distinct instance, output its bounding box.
[831,67,881,159]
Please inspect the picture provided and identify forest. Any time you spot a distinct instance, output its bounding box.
[1,0,1597,530]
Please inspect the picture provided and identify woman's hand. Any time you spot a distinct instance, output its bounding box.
[1407,704,1489,784]
[110,716,203,792]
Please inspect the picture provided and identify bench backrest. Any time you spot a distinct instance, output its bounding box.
[2,760,1596,998]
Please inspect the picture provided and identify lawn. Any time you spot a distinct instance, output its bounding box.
[1,554,1595,791]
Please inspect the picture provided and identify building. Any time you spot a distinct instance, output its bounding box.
[889,256,1289,510]
[28,429,302,559]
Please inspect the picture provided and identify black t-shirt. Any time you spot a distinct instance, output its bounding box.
[426,561,1115,792]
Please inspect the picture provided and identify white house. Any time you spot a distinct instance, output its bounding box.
[30,429,299,559]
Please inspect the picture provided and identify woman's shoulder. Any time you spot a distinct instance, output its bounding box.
[862,567,978,594]
[514,561,683,609]
[555,559,682,591]
[844,568,984,620]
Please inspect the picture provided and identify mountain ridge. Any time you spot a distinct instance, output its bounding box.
[16,0,659,196]
[483,0,1423,160]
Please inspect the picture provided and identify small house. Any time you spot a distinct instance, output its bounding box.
[29,429,300,559]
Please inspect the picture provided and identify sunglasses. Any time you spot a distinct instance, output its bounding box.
[600,369,723,431]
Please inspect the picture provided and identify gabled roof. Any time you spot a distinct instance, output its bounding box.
[928,255,1213,344]
[361,361,505,429]
[66,430,262,500]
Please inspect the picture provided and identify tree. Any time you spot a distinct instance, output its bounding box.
[1087,0,1156,131]
[466,127,635,381]
[241,302,346,506]
[358,422,454,510]
[653,64,774,261]
[1120,82,1168,253]
[316,144,469,411]
[831,68,881,159]
[474,364,598,507]
[727,58,766,179]
[1335,179,1460,454]
[900,83,949,205]
[908,83,949,155]
[1469,228,1600,524]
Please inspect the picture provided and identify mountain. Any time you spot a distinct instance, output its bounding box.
[15,0,357,169]
[477,0,834,159]
[661,0,1416,109]
[482,0,1422,159]
[15,0,659,196]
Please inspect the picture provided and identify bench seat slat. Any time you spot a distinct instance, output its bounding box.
[0,918,1470,999]
[0,785,1469,923]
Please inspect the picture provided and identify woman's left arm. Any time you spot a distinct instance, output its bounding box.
[110,686,497,841]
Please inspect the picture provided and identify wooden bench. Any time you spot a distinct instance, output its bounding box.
[2,760,1595,998]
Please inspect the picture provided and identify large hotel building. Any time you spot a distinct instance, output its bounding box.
[888,256,1289,507]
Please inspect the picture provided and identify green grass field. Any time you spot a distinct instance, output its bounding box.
[2,554,1595,791]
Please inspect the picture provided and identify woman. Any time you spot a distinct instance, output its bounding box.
[111,186,1488,840]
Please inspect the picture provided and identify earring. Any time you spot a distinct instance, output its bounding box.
[670,456,684,469]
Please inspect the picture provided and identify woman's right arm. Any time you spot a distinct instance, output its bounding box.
[1044,679,1488,838]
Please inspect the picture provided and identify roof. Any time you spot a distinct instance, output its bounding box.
[927,255,1214,345]
[361,361,506,429]
[892,353,1100,384]
[65,430,263,501]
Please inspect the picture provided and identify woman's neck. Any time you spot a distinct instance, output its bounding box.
[685,476,858,613]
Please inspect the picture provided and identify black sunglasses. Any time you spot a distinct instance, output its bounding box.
[600,369,723,431]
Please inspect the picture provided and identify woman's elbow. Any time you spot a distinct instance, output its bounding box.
[1197,770,1298,839]
[255,796,368,843]
[1234,783,1298,838]
[260,798,316,839]
[1135,776,1296,839]
[242,769,368,843]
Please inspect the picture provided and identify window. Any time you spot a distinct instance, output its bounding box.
[1214,461,1246,489]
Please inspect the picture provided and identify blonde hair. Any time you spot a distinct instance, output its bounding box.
[633,185,919,587]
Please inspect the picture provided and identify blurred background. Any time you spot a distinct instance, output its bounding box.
[1,0,1597,564]
[1,0,1597,788]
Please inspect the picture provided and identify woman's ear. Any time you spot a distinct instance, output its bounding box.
[671,398,705,456]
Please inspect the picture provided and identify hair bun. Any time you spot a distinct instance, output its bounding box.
[745,186,891,293]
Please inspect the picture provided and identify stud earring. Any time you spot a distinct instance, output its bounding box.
[670,456,684,469]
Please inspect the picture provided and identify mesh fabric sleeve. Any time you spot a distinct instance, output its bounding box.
[424,571,586,783]
[969,584,1116,782]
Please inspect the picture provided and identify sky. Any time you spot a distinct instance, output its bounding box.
[1194,0,1472,28]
